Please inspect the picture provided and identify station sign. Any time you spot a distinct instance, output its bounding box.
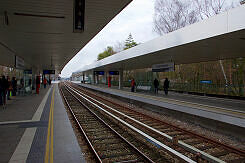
[43,70,55,74]
[15,56,25,69]
[152,62,175,72]
[24,70,32,74]
[74,0,85,32]
[200,80,212,84]
[94,71,104,75]
[109,71,119,75]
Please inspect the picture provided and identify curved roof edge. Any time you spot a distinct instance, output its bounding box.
[74,5,245,75]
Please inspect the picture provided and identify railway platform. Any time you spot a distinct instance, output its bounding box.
[0,82,85,163]
[77,83,245,134]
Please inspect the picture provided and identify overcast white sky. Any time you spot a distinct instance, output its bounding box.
[61,0,158,77]
[61,0,240,77]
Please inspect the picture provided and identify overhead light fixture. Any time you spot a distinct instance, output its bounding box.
[74,0,85,32]
[14,12,65,19]
[4,11,9,26]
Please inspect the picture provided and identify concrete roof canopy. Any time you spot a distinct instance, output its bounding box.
[74,5,245,75]
[0,0,132,74]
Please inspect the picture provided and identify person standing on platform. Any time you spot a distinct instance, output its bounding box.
[131,78,136,92]
[0,76,3,106]
[43,78,47,89]
[7,76,12,100]
[2,76,8,108]
[153,78,159,94]
[36,76,40,94]
[20,78,24,89]
[12,77,17,96]
[28,78,32,87]
[163,78,170,95]
[49,78,51,85]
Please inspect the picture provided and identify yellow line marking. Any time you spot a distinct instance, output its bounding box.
[45,88,55,163]
[45,100,52,163]
[50,89,54,163]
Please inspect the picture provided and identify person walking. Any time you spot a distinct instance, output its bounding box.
[131,78,136,92]
[43,78,47,89]
[163,78,170,95]
[153,78,159,94]
[2,76,8,108]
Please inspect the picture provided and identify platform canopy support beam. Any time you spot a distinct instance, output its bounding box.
[119,69,123,90]
[92,71,95,84]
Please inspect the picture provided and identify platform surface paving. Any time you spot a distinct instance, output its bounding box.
[0,83,85,163]
[79,83,245,128]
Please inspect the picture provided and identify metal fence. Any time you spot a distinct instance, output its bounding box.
[169,83,245,97]
[109,80,245,97]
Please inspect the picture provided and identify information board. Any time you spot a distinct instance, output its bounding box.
[15,56,25,69]
[43,70,55,74]
[200,80,212,84]
[109,71,119,75]
[94,71,105,75]
[24,70,32,74]
[152,62,175,72]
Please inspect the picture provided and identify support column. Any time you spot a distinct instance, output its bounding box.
[119,69,123,89]
[96,75,99,84]
[105,71,108,85]
[83,74,85,83]
[92,71,95,84]
[32,68,37,92]
[102,73,106,85]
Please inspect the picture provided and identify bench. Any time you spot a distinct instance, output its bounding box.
[136,85,151,91]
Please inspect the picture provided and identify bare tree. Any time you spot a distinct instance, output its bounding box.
[153,0,242,94]
[153,0,240,35]
[113,41,124,53]
[153,0,198,35]
[194,0,238,20]
[192,0,240,87]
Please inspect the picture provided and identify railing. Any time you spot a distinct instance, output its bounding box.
[170,83,245,97]
[94,80,245,97]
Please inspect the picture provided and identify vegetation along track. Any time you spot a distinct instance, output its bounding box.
[65,82,245,163]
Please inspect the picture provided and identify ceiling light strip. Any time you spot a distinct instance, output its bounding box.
[14,13,65,19]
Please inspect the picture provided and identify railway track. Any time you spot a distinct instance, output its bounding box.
[64,82,245,163]
[60,83,173,162]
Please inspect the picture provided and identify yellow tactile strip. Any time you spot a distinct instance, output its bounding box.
[45,87,55,163]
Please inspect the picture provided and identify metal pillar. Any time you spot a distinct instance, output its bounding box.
[105,71,108,85]
[102,73,106,84]
[32,68,36,91]
[96,75,99,84]
[119,69,123,89]
[92,71,95,84]
[92,72,95,84]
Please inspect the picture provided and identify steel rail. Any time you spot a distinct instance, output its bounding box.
[67,83,228,163]
[68,82,245,163]
[61,84,154,163]
[72,82,245,157]
[65,83,196,163]
[69,85,225,163]
[59,85,102,163]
